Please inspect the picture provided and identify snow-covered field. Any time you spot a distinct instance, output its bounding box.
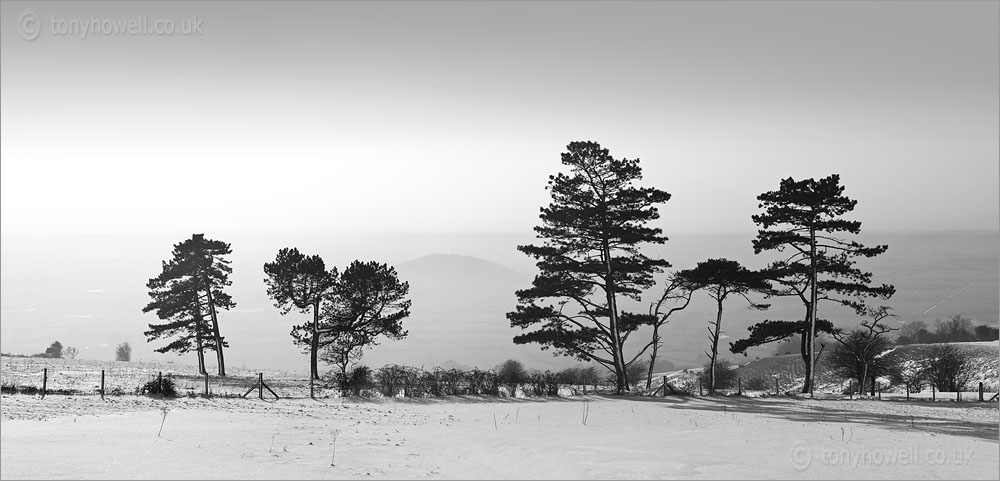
[2,394,997,479]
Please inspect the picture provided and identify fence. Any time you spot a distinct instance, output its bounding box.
[649,373,1000,403]
[0,356,620,400]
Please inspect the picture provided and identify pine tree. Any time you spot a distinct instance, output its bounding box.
[731,175,894,393]
[676,259,769,394]
[319,260,411,382]
[143,234,235,376]
[264,247,338,381]
[508,141,671,394]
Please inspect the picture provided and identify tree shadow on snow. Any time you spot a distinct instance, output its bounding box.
[624,395,999,442]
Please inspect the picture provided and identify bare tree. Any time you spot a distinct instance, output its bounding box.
[116,342,132,362]
[830,306,897,395]
[934,315,975,343]
[643,274,697,389]
[897,319,930,345]
[63,346,79,360]
[923,344,975,392]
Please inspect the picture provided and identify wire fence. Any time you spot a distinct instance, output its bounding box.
[3,356,996,403]
[0,356,620,400]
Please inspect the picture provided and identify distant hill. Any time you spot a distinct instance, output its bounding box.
[361,254,574,371]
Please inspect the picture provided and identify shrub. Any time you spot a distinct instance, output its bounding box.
[625,360,649,387]
[496,359,527,396]
[700,358,738,391]
[922,344,975,392]
[467,368,500,396]
[337,365,373,396]
[743,377,771,391]
[138,376,177,397]
[116,342,132,362]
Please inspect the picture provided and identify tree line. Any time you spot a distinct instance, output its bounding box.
[137,140,993,396]
[141,236,411,390]
[508,140,899,395]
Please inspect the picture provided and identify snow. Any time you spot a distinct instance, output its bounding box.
[2,394,997,479]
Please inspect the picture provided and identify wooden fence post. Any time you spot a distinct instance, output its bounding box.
[204,372,209,397]
[662,376,667,398]
[932,384,936,401]
[101,370,105,399]
[979,382,984,402]
[957,390,961,403]
[258,373,264,400]
[41,368,47,399]
[849,380,853,400]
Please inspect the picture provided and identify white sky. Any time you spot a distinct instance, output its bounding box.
[2,1,997,236]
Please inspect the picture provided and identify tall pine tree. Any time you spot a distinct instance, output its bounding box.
[319,260,411,383]
[676,259,768,394]
[731,175,894,393]
[264,248,338,381]
[508,141,671,394]
[143,234,235,376]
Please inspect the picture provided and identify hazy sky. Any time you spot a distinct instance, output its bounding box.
[2,1,998,236]
[1,2,998,371]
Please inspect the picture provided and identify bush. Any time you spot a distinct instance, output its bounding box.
[526,371,558,397]
[700,358,738,391]
[496,359,527,396]
[922,344,975,392]
[116,342,132,362]
[467,368,500,396]
[337,365,374,396]
[625,360,649,387]
[138,375,177,397]
[743,377,771,391]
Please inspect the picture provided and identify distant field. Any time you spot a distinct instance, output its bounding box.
[652,341,1000,397]
[0,356,314,398]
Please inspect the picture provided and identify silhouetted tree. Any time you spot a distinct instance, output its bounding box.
[508,141,671,394]
[319,261,411,382]
[63,346,79,360]
[934,315,976,343]
[264,248,338,381]
[143,234,235,375]
[922,344,975,392]
[734,175,894,393]
[44,341,63,359]
[829,306,899,394]
[642,273,697,389]
[974,324,999,341]
[897,320,931,345]
[115,342,132,362]
[496,359,527,395]
[678,259,769,394]
[699,358,738,390]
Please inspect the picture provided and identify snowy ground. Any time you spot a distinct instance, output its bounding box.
[1,394,997,479]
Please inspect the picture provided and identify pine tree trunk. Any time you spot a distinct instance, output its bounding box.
[646,327,660,390]
[311,300,321,381]
[202,274,226,377]
[708,296,724,395]
[799,328,810,393]
[601,241,627,394]
[805,227,818,395]
[193,299,207,375]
